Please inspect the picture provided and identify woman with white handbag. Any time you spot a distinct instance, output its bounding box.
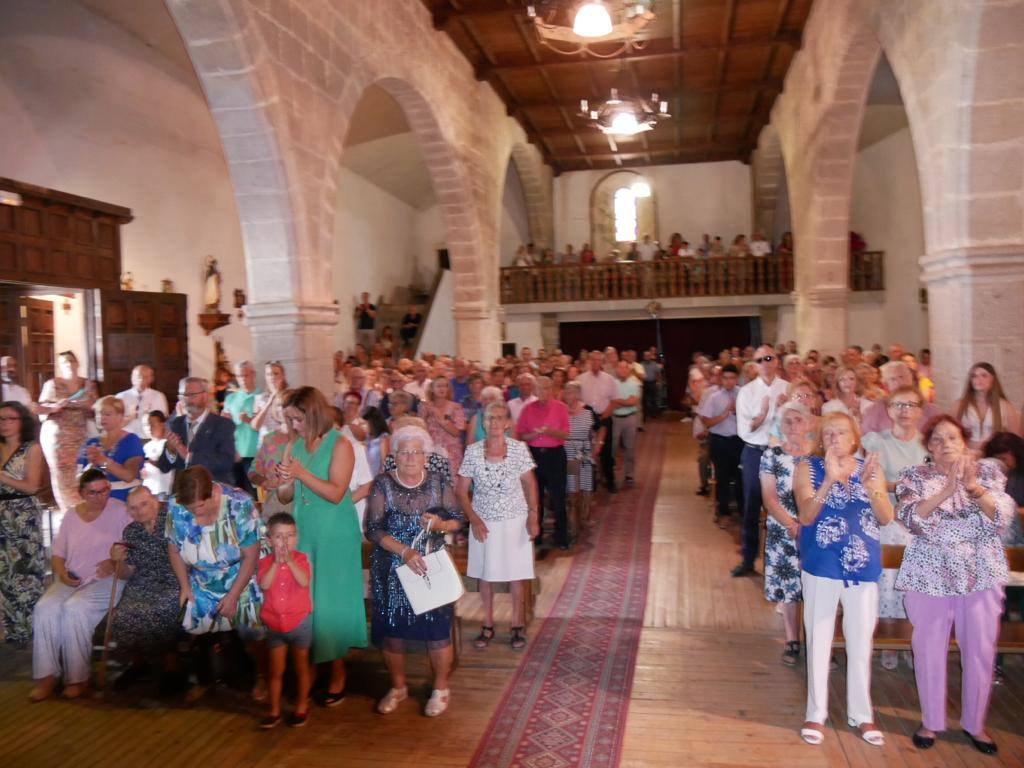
[365,424,464,717]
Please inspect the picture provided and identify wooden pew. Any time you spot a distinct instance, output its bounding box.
[832,545,1024,653]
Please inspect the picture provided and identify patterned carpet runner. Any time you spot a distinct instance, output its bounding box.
[468,423,665,768]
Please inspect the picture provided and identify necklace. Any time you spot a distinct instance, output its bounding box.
[395,470,426,488]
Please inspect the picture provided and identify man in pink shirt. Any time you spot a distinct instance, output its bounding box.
[517,376,571,549]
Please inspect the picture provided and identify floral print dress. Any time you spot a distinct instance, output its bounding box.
[760,447,804,603]
[0,442,46,643]
[166,484,262,634]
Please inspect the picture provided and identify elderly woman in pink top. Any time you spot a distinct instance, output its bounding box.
[420,377,467,475]
[30,468,131,700]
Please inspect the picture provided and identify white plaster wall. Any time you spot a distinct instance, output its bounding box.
[504,317,544,351]
[554,161,753,250]
[416,205,446,287]
[850,126,928,353]
[0,0,249,380]
[500,161,531,264]
[417,269,457,356]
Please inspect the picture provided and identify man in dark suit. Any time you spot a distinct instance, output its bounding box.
[157,376,236,486]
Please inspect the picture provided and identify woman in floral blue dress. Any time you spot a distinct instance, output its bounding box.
[759,401,812,666]
[166,466,262,635]
[0,401,47,645]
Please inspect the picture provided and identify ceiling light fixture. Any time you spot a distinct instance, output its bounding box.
[528,1,655,57]
[579,88,671,137]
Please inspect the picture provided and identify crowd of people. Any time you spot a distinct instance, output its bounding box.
[688,341,1023,754]
[3,337,1022,750]
[510,231,792,267]
[0,343,662,727]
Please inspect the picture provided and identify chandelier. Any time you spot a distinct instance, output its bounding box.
[527,1,655,57]
[579,88,670,136]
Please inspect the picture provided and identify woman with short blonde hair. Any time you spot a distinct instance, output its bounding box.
[78,395,144,501]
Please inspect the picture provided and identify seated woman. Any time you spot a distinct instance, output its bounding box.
[794,412,892,746]
[166,466,261,697]
[365,425,464,717]
[78,396,145,502]
[30,469,131,700]
[108,486,182,690]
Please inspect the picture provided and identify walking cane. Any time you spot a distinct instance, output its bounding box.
[96,569,120,691]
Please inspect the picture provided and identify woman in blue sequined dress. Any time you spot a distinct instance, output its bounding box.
[365,424,463,718]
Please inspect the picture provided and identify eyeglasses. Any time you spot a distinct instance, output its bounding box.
[83,488,111,497]
[396,450,426,458]
[0,415,20,422]
[179,390,206,398]
[891,401,922,411]
[755,355,775,363]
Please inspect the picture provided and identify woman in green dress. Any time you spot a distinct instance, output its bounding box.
[278,386,365,706]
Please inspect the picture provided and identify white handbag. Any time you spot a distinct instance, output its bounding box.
[395,520,465,615]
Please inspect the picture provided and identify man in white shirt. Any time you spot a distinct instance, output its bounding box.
[403,362,431,401]
[507,373,537,422]
[116,364,169,437]
[732,345,789,576]
[749,231,772,257]
[0,356,32,407]
[611,360,642,487]
[637,234,659,261]
[577,350,620,492]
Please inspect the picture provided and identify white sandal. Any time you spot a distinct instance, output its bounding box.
[849,719,884,746]
[800,722,825,745]
[376,686,408,714]
[425,688,450,717]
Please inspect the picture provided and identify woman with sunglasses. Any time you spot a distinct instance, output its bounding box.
[30,469,131,700]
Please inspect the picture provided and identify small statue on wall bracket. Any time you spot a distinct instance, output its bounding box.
[161,279,174,293]
[198,256,231,335]
[203,256,222,311]
[120,271,134,291]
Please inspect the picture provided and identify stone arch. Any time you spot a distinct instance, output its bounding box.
[166,0,340,386]
[750,125,787,241]
[508,143,553,250]
[588,170,658,257]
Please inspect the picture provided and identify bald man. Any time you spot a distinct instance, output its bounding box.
[0,356,31,406]
[116,365,169,437]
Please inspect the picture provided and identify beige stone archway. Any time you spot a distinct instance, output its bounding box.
[166,0,540,378]
[766,0,1024,403]
[750,125,786,242]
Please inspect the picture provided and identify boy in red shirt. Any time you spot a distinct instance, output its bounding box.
[257,512,313,729]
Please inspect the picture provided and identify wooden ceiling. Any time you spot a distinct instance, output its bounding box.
[422,0,813,173]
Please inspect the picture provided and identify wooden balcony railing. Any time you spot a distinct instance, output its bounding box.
[499,251,884,304]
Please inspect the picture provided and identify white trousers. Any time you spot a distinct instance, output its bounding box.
[802,571,878,726]
[32,579,124,684]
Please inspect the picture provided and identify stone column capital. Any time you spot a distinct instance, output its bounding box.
[790,285,850,308]
[452,304,496,322]
[920,246,1024,283]
[243,301,340,330]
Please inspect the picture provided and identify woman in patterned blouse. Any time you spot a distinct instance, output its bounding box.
[794,412,892,747]
[895,415,1015,755]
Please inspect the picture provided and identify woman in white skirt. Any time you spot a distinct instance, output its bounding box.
[456,401,539,650]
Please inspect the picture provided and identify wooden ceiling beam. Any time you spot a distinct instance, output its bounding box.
[561,153,741,169]
[478,33,800,75]
[509,79,783,112]
[709,0,738,142]
[741,0,795,151]
[550,141,744,162]
[433,0,532,29]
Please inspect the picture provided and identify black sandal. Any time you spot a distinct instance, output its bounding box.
[781,641,800,666]
[473,626,495,649]
[510,627,527,650]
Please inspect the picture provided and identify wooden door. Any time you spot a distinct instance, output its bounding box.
[0,285,18,362]
[97,290,188,406]
[22,297,54,399]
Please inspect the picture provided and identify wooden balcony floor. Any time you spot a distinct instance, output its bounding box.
[0,422,1022,767]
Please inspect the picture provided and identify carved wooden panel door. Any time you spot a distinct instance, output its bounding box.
[22,297,54,399]
[97,290,188,406]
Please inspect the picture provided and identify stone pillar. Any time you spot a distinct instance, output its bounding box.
[793,285,849,355]
[920,249,1024,408]
[453,305,501,364]
[244,301,340,393]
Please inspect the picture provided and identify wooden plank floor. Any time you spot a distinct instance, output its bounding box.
[621,420,1024,768]
[0,540,577,767]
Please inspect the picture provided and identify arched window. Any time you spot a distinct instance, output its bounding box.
[613,186,637,242]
